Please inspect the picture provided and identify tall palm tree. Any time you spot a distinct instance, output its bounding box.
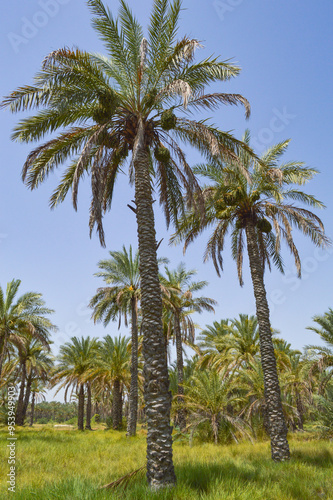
[160,263,216,430]
[29,380,47,426]
[51,336,100,430]
[91,335,131,430]
[15,335,53,426]
[172,132,328,461]
[2,0,250,486]
[0,279,56,378]
[90,245,140,436]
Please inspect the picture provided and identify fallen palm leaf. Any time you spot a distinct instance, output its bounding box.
[100,465,146,490]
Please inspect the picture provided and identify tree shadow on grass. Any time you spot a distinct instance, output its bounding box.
[291,448,333,468]
[177,461,260,495]
[176,454,333,500]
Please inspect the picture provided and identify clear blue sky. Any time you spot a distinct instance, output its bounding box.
[1,0,333,400]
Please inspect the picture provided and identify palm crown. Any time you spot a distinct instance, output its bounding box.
[0,279,56,377]
[52,336,100,400]
[90,245,140,327]
[306,309,333,373]
[198,315,261,372]
[1,0,250,245]
[172,130,329,285]
[160,263,216,344]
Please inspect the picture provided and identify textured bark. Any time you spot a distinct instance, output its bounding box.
[0,334,9,380]
[127,295,139,436]
[22,373,32,423]
[212,415,219,444]
[78,384,85,431]
[85,383,92,430]
[174,313,186,432]
[245,222,290,461]
[262,403,270,436]
[16,362,27,426]
[112,379,123,429]
[133,119,176,488]
[29,392,35,427]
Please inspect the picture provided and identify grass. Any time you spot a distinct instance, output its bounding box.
[0,425,332,499]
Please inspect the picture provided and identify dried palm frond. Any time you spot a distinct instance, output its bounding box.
[100,465,146,490]
[158,79,192,108]
[140,37,148,71]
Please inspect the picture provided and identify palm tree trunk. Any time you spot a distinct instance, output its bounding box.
[30,392,35,427]
[174,313,186,432]
[133,119,176,488]
[112,379,122,430]
[295,390,304,430]
[212,415,219,445]
[85,383,92,430]
[127,294,139,437]
[245,222,290,461]
[78,384,85,431]
[262,403,270,436]
[22,373,32,422]
[0,334,8,379]
[16,362,27,426]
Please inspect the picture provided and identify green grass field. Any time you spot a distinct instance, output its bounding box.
[0,426,332,499]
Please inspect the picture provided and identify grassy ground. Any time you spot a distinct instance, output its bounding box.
[0,425,332,499]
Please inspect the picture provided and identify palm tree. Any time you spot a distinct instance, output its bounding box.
[305,309,333,401]
[199,315,261,374]
[196,319,230,369]
[51,336,100,430]
[15,335,53,426]
[29,380,47,426]
[184,369,251,444]
[306,309,333,369]
[281,352,311,431]
[236,357,268,436]
[91,335,131,430]
[90,245,140,436]
[2,0,251,486]
[0,279,56,378]
[160,263,216,430]
[272,338,299,372]
[309,383,333,438]
[172,133,328,461]
[168,356,199,396]
[227,315,261,367]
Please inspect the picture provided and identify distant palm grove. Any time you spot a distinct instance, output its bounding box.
[0,0,332,492]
